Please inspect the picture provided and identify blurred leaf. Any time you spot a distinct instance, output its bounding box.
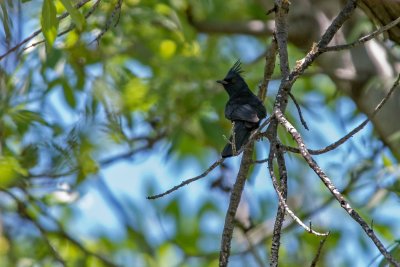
[123,78,157,112]
[41,0,58,47]
[382,154,393,168]
[20,144,39,169]
[11,108,48,126]
[0,156,26,187]
[61,78,76,109]
[0,3,11,44]
[59,0,85,31]
[159,39,177,59]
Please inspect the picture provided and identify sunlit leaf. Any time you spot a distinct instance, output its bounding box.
[123,78,157,112]
[0,157,27,187]
[60,0,85,31]
[382,154,392,167]
[41,0,58,47]
[159,39,177,59]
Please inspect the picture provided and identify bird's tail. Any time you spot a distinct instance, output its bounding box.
[221,121,252,158]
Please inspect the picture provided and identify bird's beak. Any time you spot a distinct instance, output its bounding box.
[216,80,228,85]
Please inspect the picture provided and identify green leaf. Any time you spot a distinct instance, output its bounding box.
[382,154,392,168]
[0,156,27,187]
[61,79,76,109]
[41,0,58,47]
[59,0,85,31]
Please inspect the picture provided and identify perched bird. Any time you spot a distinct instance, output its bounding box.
[217,60,266,158]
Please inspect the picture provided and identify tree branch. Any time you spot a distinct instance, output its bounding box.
[267,149,329,237]
[147,158,225,200]
[279,74,400,155]
[219,145,254,267]
[321,16,400,52]
[275,109,400,267]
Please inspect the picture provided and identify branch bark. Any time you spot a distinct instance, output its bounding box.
[219,146,254,267]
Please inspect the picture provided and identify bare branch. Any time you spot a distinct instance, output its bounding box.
[280,74,400,155]
[268,1,292,265]
[147,158,225,200]
[283,0,358,91]
[269,142,288,266]
[219,146,254,267]
[275,109,400,267]
[289,92,309,130]
[321,16,400,52]
[267,150,329,237]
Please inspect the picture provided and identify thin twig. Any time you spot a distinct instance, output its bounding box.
[310,233,330,267]
[321,16,400,52]
[267,150,329,237]
[147,158,225,199]
[275,109,400,267]
[279,74,400,155]
[289,92,309,130]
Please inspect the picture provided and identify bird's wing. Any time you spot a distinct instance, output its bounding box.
[226,104,259,123]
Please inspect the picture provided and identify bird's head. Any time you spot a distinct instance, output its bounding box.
[216,60,247,96]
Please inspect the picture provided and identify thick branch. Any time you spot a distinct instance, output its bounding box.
[219,145,254,267]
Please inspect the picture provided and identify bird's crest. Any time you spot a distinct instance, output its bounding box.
[228,59,244,76]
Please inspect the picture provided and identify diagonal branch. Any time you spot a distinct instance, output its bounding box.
[267,149,329,237]
[147,158,225,199]
[275,109,400,267]
[279,74,400,155]
[321,16,400,52]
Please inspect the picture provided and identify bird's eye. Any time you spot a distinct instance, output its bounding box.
[225,77,235,83]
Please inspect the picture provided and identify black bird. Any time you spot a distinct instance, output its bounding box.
[217,60,266,158]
